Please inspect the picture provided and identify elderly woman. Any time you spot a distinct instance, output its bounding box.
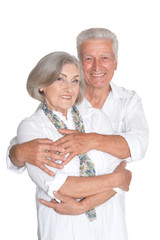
[17,51,130,240]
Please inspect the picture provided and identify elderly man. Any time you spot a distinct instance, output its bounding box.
[7,28,148,239]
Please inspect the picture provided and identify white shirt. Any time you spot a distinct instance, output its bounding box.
[6,82,148,173]
[6,82,148,239]
[16,105,127,240]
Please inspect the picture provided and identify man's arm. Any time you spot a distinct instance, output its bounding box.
[53,130,130,164]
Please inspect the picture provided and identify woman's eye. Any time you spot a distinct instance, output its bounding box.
[57,77,63,81]
[73,79,79,83]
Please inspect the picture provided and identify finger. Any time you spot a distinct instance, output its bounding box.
[43,144,65,153]
[45,152,67,162]
[41,159,64,170]
[58,129,77,135]
[54,135,71,146]
[37,164,56,176]
[117,161,127,170]
[36,138,54,144]
[63,152,77,165]
[53,191,69,202]
[39,199,57,208]
[120,161,127,168]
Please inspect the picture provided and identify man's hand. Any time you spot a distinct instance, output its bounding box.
[54,129,94,164]
[55,129,131,162]
[10,139,67,176]
[114,161,132,191]
[39,192,85,215]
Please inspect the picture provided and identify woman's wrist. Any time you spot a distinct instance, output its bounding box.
[78,199,88,214]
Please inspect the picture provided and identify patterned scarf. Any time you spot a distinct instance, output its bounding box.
[42,102,97,221]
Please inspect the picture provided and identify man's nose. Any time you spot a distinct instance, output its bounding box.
[92,59,101,71]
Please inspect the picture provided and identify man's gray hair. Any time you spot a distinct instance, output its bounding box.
[76,28,118,61]
[27,51,85,105]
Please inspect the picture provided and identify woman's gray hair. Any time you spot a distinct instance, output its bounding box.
[27,51,85,105]
[76,28,118,61]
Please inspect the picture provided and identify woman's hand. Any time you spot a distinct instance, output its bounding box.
[39,192,85,215]
[114,161,132,191]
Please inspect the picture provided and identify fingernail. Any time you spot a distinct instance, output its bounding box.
[50,172,55,176]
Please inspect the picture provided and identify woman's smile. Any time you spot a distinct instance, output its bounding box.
[40,64,80,118]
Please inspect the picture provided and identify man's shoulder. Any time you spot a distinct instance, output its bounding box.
[110,82,140,101]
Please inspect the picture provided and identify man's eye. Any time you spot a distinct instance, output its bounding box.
[84,57,92,61]
[103,56,109,60]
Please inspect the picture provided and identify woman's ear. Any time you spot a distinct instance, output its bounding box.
[39,88,44,95]
[39,87,43,92]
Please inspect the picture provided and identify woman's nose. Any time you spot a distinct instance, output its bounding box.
[63,81,72,92]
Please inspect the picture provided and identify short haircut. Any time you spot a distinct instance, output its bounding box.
[76,28,118,61]
[27,51,85,105]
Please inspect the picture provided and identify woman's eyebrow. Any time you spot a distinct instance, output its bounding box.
[60,73,79,78]
[60,73,67,77]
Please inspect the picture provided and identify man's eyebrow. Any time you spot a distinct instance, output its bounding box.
[83,53,111,56]
[83,54,92,57]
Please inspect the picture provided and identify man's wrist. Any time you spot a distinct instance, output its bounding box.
[89,133,99,150]
[9,144,25,167]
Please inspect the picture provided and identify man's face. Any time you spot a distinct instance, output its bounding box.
[81,39,117,89]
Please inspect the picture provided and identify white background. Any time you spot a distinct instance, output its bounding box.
[0,0,160,239]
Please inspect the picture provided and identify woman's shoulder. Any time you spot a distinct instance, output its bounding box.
[18,109,48,131]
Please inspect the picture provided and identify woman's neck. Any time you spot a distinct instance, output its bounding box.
[85,85,111,109]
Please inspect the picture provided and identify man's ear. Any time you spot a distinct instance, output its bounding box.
[114,60,118,70]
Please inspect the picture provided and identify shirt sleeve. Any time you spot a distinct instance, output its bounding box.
[115,93,149,161]
[6,137,26,174]
[17,117,68,199]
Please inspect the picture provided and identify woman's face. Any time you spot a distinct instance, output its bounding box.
[40,64,80,118]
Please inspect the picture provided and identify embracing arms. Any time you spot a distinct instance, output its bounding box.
[39,161,130,215]
[8,132,130,176]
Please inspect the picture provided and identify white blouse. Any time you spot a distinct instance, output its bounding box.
[17,105,127,240]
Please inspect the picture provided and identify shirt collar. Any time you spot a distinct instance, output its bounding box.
[110,82,131,99]
[83,82,131,106]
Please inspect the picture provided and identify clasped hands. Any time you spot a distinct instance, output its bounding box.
[14,129,93,176]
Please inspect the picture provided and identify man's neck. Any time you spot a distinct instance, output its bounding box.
[85,85,111,109]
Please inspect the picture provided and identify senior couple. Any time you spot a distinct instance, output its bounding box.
[7,28,148,240]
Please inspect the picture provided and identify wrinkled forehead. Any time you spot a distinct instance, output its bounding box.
[80,38,115,58]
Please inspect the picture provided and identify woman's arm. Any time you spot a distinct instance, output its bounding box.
[58,161,130,198]
[17,117,131,202]
[26,158,130,201]
[39,190,116,215]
